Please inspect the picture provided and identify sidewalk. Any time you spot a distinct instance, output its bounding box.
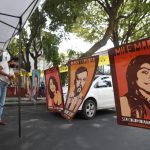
[5,96,46,106]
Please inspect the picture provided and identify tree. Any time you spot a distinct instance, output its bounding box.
[43,0,89,33]
[70,0,149,54]
[112,0,150,47]
[8,8,61,71]
[43,0,124,56]
[70,0,124,56]
[44,0,149,56]
[8,8,46,72]
[42,32,61,66]
[59,53,66,64]
[22,8,47,71]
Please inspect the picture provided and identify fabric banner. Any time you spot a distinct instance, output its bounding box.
[109,38,150,129]
[32,70,40,100]
[32,70,40,88]
[63,56,99,120]
[45,66,64,112]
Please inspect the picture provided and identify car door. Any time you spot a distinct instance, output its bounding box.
[94,77,114,109]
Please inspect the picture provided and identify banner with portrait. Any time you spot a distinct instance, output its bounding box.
[109,38,150,129]
[63,56,99,120]
[32,70,40,88]
[45,66,64,112]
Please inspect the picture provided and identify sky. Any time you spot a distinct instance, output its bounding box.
[58,33,114,54]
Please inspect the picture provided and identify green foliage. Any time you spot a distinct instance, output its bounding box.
[9,0,149,70]
[8,30,27,58]
[7,38,19,57]
[59,53,66,64]
[45,0,149,52]
[113,0,150,45]
[60,72,68,86]
[65,0,150,46]
[71,1,107,43]
[42,32,61,66]
[43,0,90,33]
[67,49,83,60]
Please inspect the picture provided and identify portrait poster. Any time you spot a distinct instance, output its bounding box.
[109,38,150,129]
[63,56,99,120]
[45,66,64,112]
[32,70,40,88]
[31,70,40,100]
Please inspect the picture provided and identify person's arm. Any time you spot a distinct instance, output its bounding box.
[0,70,13,80]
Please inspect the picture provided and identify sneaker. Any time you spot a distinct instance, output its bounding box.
[25,93,29,97]
[0,121,6,125]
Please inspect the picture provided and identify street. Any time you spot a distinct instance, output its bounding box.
[0,105,150,150]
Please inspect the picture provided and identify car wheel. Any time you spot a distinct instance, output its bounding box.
[82,99,96,119]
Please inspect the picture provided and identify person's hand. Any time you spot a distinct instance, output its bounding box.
[7,75,14,80]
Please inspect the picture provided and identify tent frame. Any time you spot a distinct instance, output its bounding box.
[0,0,39,137]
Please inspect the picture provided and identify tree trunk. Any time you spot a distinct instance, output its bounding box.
[34,58,38,70]
[82,0,124,57]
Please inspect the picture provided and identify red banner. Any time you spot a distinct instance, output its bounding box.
[109,38,150,129]
[45,66,64,112]
[63,56,99,120]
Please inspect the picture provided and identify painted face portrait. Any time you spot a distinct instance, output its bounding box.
[74,67,88,96]
[49,79,56,93]
[75,71,88,94]
[48,76,58,99]
[136,63,150,93]
[45,66,64,112]
[120,55,150,119]
[109,38,150,129]
[126,55,150,94]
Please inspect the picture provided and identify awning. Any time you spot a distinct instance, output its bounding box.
[0,0,41,138]
[0,0,40,51]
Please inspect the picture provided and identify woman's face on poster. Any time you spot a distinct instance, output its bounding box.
[136,63,150,93]
[49,79,56,93]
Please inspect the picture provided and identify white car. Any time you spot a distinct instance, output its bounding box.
[63,75,115,119]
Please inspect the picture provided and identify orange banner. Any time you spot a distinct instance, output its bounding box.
[63,56,99,120]
[109,38,150,129]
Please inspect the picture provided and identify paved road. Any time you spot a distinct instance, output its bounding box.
[0,105,150,150]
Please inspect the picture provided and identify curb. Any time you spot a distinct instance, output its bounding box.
[5,97,46,106]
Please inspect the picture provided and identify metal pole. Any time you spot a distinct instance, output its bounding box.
[18,17,22,138]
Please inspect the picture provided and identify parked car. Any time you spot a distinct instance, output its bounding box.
[63,75,115,119]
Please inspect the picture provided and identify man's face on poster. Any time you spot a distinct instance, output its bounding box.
[136,63,150,93]
[75,71,88,95]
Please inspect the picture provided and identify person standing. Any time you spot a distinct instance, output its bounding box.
[0,50,13,125]
[25,75,32,99]
[31,75,39,103]
[41,81,45,97]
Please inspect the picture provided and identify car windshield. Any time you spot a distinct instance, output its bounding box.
[93,75,99,81]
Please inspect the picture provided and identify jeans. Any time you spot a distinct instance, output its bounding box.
[41,88,45,97]
[0,80,8,120]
